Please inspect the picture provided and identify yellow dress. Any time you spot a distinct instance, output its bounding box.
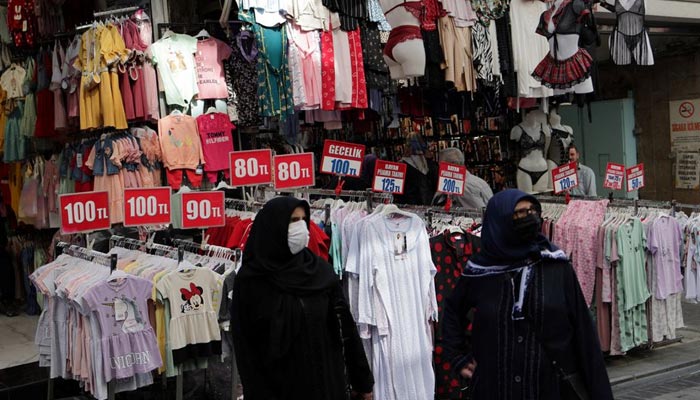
[75,24,128,130]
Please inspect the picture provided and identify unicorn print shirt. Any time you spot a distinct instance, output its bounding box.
[82,275,163,381]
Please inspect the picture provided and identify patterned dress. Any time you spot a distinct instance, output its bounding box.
[430,231,472,399]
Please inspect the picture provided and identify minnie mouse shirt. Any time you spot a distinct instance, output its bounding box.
[156,265,223,364]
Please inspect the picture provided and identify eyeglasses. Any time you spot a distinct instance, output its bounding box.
[513,207,540,220]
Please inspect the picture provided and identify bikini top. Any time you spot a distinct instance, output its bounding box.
[518,124,546,157]
[536,0,589,39]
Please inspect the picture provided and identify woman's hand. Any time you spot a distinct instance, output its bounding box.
[352,391,373,400]
[460,360,477,379]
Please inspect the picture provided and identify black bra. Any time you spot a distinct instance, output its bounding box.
[519,124,546,157]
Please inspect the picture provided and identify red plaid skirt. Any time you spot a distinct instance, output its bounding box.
[532,48,593,89]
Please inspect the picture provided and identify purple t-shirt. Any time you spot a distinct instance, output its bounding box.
[82,275,162,381]
[648,216,684,299]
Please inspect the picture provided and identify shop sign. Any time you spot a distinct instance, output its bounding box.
[59,191,111,234]
[181,191,225,229]
[436,162,466,196]
[320,140,365,178]
[273,153,315,190]
[675,152,700,190]
[626,163,645,192]
[603,162,625,191]
[552,162,579,194]
[670,98,700,152]
[372,160,407,194]
[124,187,172,226]
[229,149,273,186]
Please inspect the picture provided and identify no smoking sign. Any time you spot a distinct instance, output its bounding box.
[679,101,695,118]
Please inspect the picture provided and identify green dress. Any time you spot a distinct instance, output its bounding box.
[238,11,294,119]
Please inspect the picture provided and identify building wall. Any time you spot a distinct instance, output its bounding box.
[596,53,700,204]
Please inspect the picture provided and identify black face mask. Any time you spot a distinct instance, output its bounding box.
[513,213,542,243]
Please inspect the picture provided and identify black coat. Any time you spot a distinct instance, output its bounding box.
[442,258,613,400]
[231,278,373,400]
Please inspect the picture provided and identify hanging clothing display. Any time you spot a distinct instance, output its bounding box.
[239,10,294,119]
[345,210,438,400]
[149,32,199,107]
[195,36,233,100]
[508,0,552,98]
[532,0,594,90]
[601,0,654,66]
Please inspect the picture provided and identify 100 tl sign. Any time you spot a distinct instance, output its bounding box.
[59,191,111,234]
[124,187,172,226]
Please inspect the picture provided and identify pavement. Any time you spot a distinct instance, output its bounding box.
[606,301,700,388]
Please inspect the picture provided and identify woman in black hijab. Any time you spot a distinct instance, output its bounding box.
[231,197,374,400]
[442,189,613,400]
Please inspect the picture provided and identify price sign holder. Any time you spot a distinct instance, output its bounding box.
[59,191,111,234]
[436,162,467,196]
[124,187,172,227]
[320,140,365,178]
[603,162,625,191]
[552,162,579,194]
[372,160,407,194]
[229,149,273,187]
[626,163,645,192]
[273,153,315,190]
[181,191,226,229]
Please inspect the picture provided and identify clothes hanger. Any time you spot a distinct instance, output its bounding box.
[195,29,211,39]
[170,109,183,116]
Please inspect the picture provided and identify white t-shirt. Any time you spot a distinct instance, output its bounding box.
[149,33,199,107]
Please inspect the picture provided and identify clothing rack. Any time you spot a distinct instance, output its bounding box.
[535,195,684,216]
[172,238,241,261]
[275,187,393,212]
[109,235,147,251]
[94,6,142,18]
[76,6,148,31]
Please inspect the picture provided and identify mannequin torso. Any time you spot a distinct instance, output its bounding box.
[511,110,552,193]
[380,0,426,79]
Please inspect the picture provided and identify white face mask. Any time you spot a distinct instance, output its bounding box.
[287,220,310,255]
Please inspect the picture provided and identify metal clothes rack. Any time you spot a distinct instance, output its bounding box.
[172,238,241,261]
[535,195,688,216]
[76,6,146,31]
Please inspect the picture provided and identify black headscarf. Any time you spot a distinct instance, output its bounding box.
[470,189,559,267]
[238,196,337,294]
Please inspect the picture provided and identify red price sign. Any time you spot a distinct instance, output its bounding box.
[437,162,467,195]
[59,191,111,234]
[229,149,273,186]
[320,140,365,178]
[372,160,407,194]
[603,162,625,190]
[181,191,225,229]
[626,163,645,192]
[273,153,315,190]
[124,187,172,226]
[552,162,579,194]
